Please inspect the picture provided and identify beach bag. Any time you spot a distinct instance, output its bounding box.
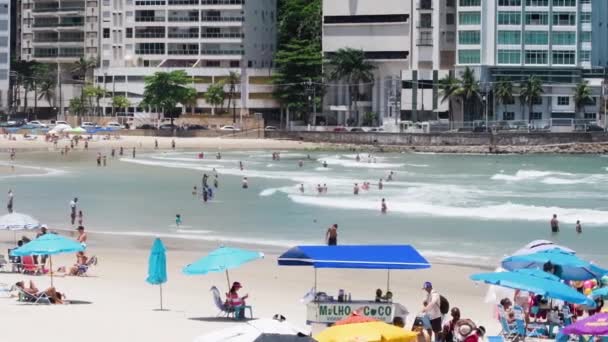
[440,295,450,315]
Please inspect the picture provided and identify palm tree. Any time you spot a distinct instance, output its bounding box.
[72,57,97,116]
[84,85,106,116]
[494,78,514,121]
[37,76,56,108]
[439,73,461,125]
[204,82,226,115]
[520,76,544,122]
[326,48,376,126]
[458,67,482,122]
[226,71,240,123]
[141,70,196,125]
[574,80,592,119]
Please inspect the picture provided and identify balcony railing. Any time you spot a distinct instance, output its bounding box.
[168,49,199,55]
[200,49,243,55]
[34,38,83,42]
[134,32,165,38]
[200,0,243,4]
[168,0,198,4]
[135,49,165,54]
[33,22,83,27]
[200,32,243,38]
[167,16,199,22]
[200,16,243,22]
[33,6,84,12]
[416,39,433,46]
[33,50,83,57]
[168,32,199,38]
[134,17,166,22]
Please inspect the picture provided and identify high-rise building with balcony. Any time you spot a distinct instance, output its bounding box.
[95,0,278,118]
[0,0,9,111]
[18,0,99,115]
[322,0,456,129]
[456,0,607,123]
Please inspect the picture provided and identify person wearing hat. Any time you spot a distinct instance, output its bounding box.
[227,281,249,319]
[422,281,442,341]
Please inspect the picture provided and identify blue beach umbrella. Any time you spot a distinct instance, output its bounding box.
[471,269,596,306]
[591,287,608,299]
[146,238,167,310]
[183,246,264,289]
[502,249,608,281]
[11,233,84,286]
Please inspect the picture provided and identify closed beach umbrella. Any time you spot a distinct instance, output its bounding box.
[314,321,417,342]
[0,212,40,243]
[561,312,608,336]
[146,238,167,310]
[50,124,71,133]
[10,233,84,286]
[194,318,312,342]
[183,246,264,289]
[470,269,596,306]
[502,248,608,281]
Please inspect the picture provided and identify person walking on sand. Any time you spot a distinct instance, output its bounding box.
[132,147,136,158]
[111,148,115,158]
[96,153,101,166]
[576,220,582,234]
[70,198,78,225]
[171,139,175,150]
[381,198,387,214]
[422,281,443,342]
[84,140,88,150]
[326,224,338,246]
[550,214,559,233]
[78,210,83,226]
[155,139,158,149]
[7,189,13,213]
[175,214,182,228]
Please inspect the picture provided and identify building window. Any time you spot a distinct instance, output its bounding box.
[458,49,481,64]
[103,28,110,38]
[498,0,521,5]
[503,112,515,120]
[584,113,597,120]
[552,50,575,65]
[552,13,576,26]
[580,31,591,43]
[497,50,521,64]
[525,31,548,45]
[458,12,480,25]
[126,28,132,38]
[557,96,570,106]
[580,12,591,24]
[525,12,548,25]
[552,31,575,45]
[497,11,521,25]
[524,50,548,64]
[533,97,542,105]
[458,31,480,44]
[527,0,548,5]
[552,0,576,7]
[498,31,521,44]
[530,112,542,120]
[446,13,455,25]
[459,0,481,6]
[579,51,591,63]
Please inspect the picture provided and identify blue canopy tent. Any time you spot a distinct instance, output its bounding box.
[277,245,431,291]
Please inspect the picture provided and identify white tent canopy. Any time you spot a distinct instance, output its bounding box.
[194,318,310,342]
[0,212,40,231]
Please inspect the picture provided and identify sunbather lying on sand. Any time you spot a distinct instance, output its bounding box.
[14,280,64,304]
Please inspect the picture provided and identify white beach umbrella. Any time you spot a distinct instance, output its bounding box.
[50,124,72,134]
[0,212,40,243]
[194,318,311,342]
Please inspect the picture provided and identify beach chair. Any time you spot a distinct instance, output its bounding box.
[76,256,98,276]
[209,286,252,320]
[513,305,547,340]
[15,287,51,305]
[497,305,518,341]
[8,249,22,273]
[21,256,41,275]
[487,336,505,342]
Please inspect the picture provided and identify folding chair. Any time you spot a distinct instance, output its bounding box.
[209,286,252,320]
[513,305,548,339]
[16,287,51,305]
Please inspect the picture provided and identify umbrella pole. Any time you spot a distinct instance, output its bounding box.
[314,268,317,295]
[225,270,231,291]
[49,256,53,287]
[387,269,390,292]
[160,284,163,311]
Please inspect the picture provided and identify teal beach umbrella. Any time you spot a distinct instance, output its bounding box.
[10,233,84,286]
[183,246,264,289]
[146,238,167,310]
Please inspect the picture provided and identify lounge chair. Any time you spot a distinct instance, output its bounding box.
[76,255,98,276]
[496,304,518,341]
[15,287,51,305]
[21,256,42,275]
[209,286,253,320]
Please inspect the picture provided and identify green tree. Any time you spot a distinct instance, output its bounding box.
[439,73,461,125]
[69,97,85,117]
[37,73,56,108]
[277,0,321,45]
[141,70,196,125]
[31,64,50,116]
[362,112,377,127]
[458,67,482,122]
[83,85,106,116]
[12,60,39,114]
[204,82,226,115]
[111,96,131,115]
[494,78,514,121]
[520,76,544,122]
[225,71,240,123]
[72,57,97,116]
[574,80,592,119]
[326,48,376,126]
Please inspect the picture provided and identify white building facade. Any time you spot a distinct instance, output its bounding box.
[456,0,605,123]
[0,0,8,111]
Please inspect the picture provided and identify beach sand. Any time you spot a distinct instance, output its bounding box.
[0,230,499,342]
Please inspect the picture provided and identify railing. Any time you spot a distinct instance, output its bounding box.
[200,49,243,55]
[416,39,433,46]
[34,38,83,42]
[135,49,165,54]
[33,22,83,27]
[168,32,199,38]
[33,7,84,12]
[168,49,199,55]
[33,51,84,57]
[200,16,244,22]
[134,17,165,22]
[168,0,198,4]
[167,16,199,22]
[200,32,243,38]
[200,0,244,4]
[134,32,165,38]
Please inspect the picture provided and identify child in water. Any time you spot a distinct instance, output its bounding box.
[175,214,182,227]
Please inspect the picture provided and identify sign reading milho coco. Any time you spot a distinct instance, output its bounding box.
[306,302,402,324]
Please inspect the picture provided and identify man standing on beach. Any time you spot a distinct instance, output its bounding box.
[422,281,442,342]
[70,198,78,225]
[550,214,559,233]
[326,224,338,246]
[171,139,175,150]
[7,189,13,213]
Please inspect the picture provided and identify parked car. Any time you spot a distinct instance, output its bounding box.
[349,127,366,132]
[105,121,124,129]
[81,122,98,129]
[220,125,240,131]
[587,124,605,132]
[1,120,25,128]
[136,124,155,130]
[333,127,348,132]
[50,120,69,128]
[368,127,385,132]
[264,126,278,131]
[159,124,178,130]
[25,120,48,128]
[184,124,208,130]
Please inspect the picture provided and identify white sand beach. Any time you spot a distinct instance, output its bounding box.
[0,230,498,342]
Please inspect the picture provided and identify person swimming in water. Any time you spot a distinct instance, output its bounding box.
[242,177,248,189]
[323,161,328,168]
[387,171,394,181]
[298,160,303,168]
[175,214,182,227]
[239,161,244,171]
[353,183,359,195]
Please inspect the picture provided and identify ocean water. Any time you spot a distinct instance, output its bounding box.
[4,150,608,266]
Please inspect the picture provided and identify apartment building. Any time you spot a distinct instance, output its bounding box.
[0,0,8,111]
[322,0,456,129]
[19,0,100,115]
[95,0,278,117]
[456,0,606,123]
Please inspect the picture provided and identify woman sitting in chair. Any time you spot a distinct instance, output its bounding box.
[226,281,249,318]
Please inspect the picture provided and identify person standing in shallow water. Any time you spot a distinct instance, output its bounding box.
[381,198,387,214]
[7,189,13,213]
[576,220,582,234]
[550,214,559,233]
[132,147,136,158]
[326,224,338,246]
